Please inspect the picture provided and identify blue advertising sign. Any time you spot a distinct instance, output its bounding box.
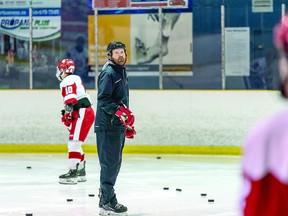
[0,0,61,41]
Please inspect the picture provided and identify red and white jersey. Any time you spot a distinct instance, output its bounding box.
[60,74,91,105]
[240,108,288,216]
[59,74,94,142]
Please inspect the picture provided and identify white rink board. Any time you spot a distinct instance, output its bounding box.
[0,90,287,146]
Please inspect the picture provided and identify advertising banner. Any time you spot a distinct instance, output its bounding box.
[0,0,61,41]
[92,0,189,9]
[88,12,192,76]
[0,0,61,8]
[93,0,130,8]
[88,14,131,65]
[130,0,187,7]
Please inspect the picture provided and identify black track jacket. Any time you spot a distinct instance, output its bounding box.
[94,61,129,131]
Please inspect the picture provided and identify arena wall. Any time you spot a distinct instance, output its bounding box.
[0,90,286,154]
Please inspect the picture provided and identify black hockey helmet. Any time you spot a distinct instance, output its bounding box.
[106,41,127,57]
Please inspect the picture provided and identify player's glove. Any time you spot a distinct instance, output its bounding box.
[125,126,136,139]
[115,106,135,127]
[61,112,72,127]
[61,110,78,127]
[115,103,136,138]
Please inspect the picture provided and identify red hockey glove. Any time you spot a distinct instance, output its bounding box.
[125,126,136,139]
[115,106,135,126]
[61,112,72,127]
[61,110,79,127]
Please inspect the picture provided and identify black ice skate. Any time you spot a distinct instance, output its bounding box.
[99,203,128,216]
[98,188,104,208]
[59,165,78,184]
[77,161,86,182]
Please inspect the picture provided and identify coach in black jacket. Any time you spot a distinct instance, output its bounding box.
[95,41,131,215]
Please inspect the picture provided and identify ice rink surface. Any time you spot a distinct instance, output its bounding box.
[0,154,243,216]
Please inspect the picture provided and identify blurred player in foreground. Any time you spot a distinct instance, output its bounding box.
[240,14,288,215]
[56,58,95,184]
[95,41,136,216]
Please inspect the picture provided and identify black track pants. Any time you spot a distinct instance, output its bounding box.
[96,129,125,205]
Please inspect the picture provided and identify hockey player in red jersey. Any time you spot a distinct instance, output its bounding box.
[56,58,95,184]
[240,14,288,215]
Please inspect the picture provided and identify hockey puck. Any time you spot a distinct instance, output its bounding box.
[88,194,95,197]
[156,156,161,159]
[26,214,33,216]
[176,188,182,192]
[201,193,207,197]
[67,199,73,202]
[208,199,214,203]
[26,166,31,169]
[163,187,169,190]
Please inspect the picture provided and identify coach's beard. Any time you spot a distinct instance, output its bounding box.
[115,56,126,66]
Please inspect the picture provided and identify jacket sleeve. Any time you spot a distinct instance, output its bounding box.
[97,70,120,115]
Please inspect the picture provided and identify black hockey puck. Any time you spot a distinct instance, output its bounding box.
[67,199,73,202]
[176,188,182,192]
[156,156,161,159]
[26,166,31,169]
[26,214,33,216]
[88,194,95,197]
[201,193,207,197]
[163,187,169,190]
[208,199,214,203]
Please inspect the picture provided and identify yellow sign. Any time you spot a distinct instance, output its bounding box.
[88,14,131,65]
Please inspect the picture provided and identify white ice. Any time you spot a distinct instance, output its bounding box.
[0,154,242,216]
